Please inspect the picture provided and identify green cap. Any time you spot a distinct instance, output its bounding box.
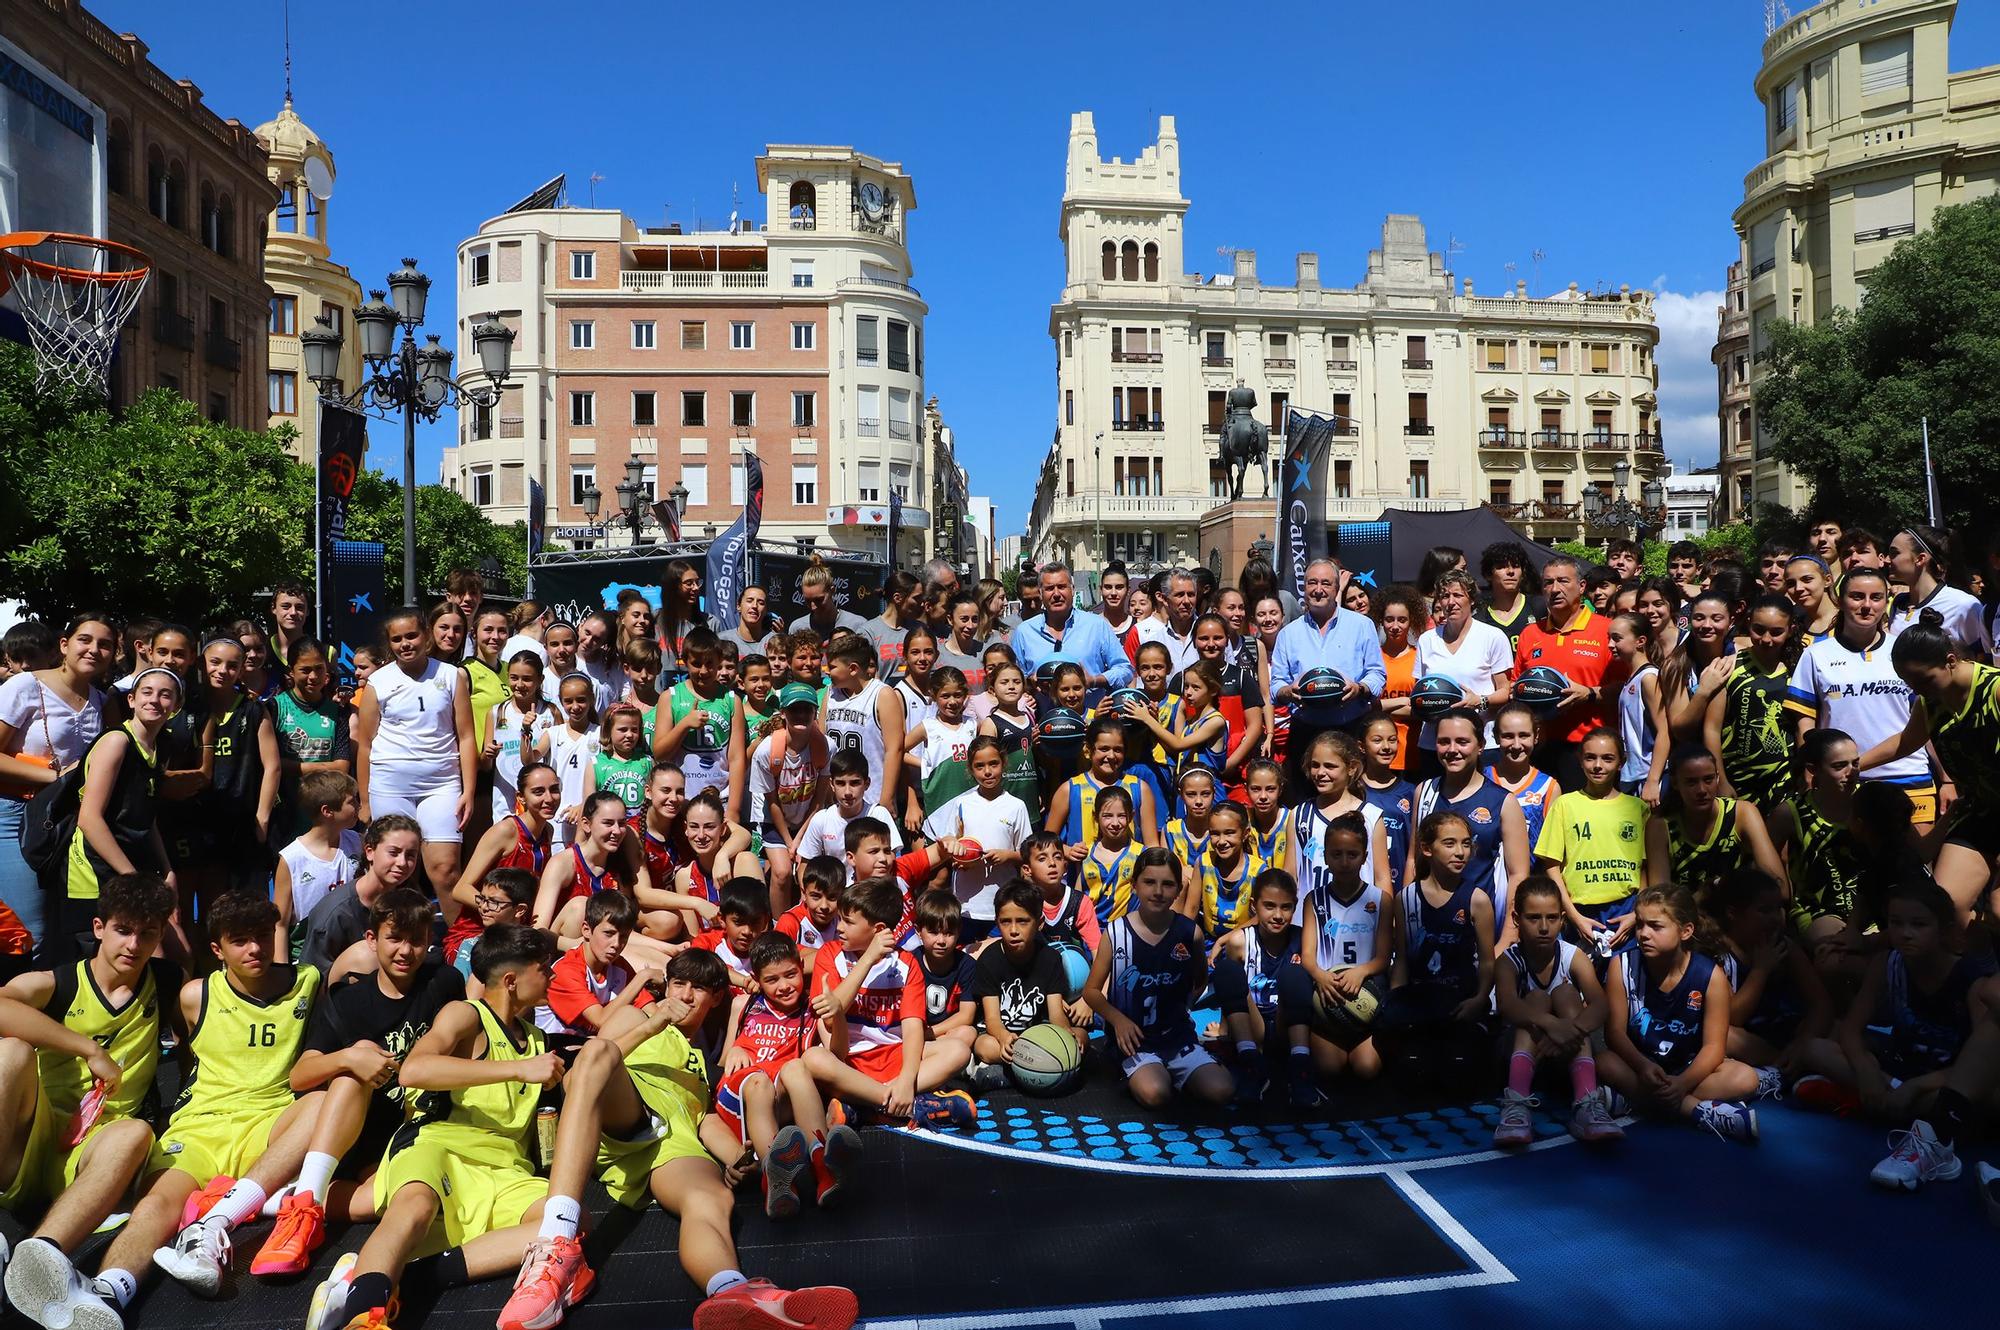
[777,681,820,711]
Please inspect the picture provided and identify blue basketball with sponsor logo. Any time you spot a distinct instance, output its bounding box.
[1514,665,1572,712]
[1410,674,1468,722]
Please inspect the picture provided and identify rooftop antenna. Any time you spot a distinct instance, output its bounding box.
[587,172,605,208]
[1503,260,1518,290]
[1446,233,1466,275]
[1763,0,1791,37]
[1532,248,1547,297]
[281,0,293,104]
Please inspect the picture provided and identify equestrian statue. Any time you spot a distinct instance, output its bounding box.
[1218,381,1271,501]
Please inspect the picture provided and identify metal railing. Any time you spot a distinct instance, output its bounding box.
[1750,257,1776,277]
[1854,223,1916,244]
[1582,431,1630,448]
[1406,423,1435,436]
[1202,355,1232,367]
[204,330,241,370]
[1265,357,1296,370]
[1326,358,1357,371]
[154,307,193,349]
[1479,429,1527,446]
[1112,419,1165,432]
[1404,358,1433,370]
[1531,430,1577,449]
[1112,350,1163,363]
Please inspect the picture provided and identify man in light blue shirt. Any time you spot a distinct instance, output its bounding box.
[1012,563,1134,693]
[1271,558,1386,751]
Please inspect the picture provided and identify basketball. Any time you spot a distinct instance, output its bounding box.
[1105,686,1153,716]
[1034,659,1065,689]
[1409,674,1467,721]
[1514,665,1572,712]
[1312,974,1386,1049]
[1035,707,1088,742]
[1006,1022,1084,1097]
[949,837,984,865]
[1296,667,1349,702]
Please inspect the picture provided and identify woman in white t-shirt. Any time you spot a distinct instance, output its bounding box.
[355,606,478,893]
[1787,567,1934,806]
[0,613,113,954]
[1888,525,1991,661]
[1414,570,1514,764]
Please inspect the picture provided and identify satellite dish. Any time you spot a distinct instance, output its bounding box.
[303,156,333,202]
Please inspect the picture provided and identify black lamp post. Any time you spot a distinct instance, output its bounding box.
[1581,458,1668,536]
[303,258,515,605]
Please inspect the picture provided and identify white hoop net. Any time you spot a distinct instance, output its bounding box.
[0,232,150,395]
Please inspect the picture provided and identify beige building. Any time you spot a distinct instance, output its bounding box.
[255,97,362,455]
[1725,0,2000,516]
[1712,261,1753,518]
[1029,113,1664,572]
[442,146,926,560]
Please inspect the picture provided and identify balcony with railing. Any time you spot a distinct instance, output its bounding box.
[1405,422,1435,436]
[1491,499,1581,524]
[1404,358,1433,370]
[1265,358,1296,371]
[204,329,241,370]
[1112,419,1165,432]
[1478,428,1527,448]
[1112,350,1163,364]
[1326,359,1357,372]
[1202,355,1232,368]
[1582,431,1630,450]
[620,269,773,292]
[154,307,193,349]
[1854,223,1916,245]
[1530,430,1577,450]
[1050,494,1211,524]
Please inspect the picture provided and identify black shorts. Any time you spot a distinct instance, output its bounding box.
[1940,802,2000,859]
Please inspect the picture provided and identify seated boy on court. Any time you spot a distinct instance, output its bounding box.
[306,924,566,1330]
[264,889,467,1277]
[452,868,536,981]
[0,875,179,1330]
[912,890,978,1059]
[776,854,846,971]
[704,932,863,1220]
[687,877,772,989]
[499,947,861,1330]
[546,892,657,1036]
[90,892,328,1306]
[802,878,976,1127]
[970,880,1082,1086]
[1492,876,1621,1147]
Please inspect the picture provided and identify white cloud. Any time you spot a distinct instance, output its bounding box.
[1651,288,1725,472]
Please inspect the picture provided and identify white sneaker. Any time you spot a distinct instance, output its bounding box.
[1691,1100,1759,1144]
[1492,1089,1537,1148]
[3,1238,124,1330]
[306,1251,359,1330]
[151,1218,232,1297]
[1871,1120,1961,1190]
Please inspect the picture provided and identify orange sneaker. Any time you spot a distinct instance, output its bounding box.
[341,1305,396,1330]
[179,1174,235,1230]
[691,1278,858,1330]
[496,1236,595,1330]
[250,1190,326,1277]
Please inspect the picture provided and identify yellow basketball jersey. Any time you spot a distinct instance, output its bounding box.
[1079,842,1138,924]
[43,959,167,1124]
[172,964,320,1118]
[623,1021,708,1129]
[1195,852,1255,937]
[1249,808,1294,873]
[410,1000,544,1154]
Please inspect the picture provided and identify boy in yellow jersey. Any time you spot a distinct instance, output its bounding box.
[1181,801,1256,939]
[0,875,178,1330]
[306,925,567,1330]
[500,947,858,1330]
[145,892,326,1296]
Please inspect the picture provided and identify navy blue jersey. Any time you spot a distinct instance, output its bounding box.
[919,949,978,1026]
[1870,950,1990,1077]
[1623,951,1716,1076]
[1720,949,1806,1047]
[1399,877,1481,1001]
[1106,913,1203,1053]
[1415,777,1511,905]
[1245,924,1304,1019]
[1364,779,1415,891]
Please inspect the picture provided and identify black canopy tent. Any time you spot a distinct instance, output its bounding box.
[1331,506,1566,586]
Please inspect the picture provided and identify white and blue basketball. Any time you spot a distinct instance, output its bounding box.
[1007,1022,1085,1097]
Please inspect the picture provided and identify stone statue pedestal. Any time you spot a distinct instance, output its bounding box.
[1200,498,1279,581]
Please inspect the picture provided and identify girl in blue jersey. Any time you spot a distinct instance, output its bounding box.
[1290,730,1390,923]
[1380,811,1494,1085]
[1241,758,1294,871]
[1409,713,1529,947]
[1600,883,1761,1142]
[1180,800,1256,940]
[1084,847,1234,1108]
[1361,715,1416,892]
[1486,702,1559,852]
[1209,867,1307,1103]
[1493,876,1620,1147]
[1296,812,1392,1099]
[1711,868,1830,1089]
[1164,767,1216,870]
[1123,659,1227,785]
[1045,717,1159,857]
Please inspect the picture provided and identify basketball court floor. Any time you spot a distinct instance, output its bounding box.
[19,1063,1988,1330]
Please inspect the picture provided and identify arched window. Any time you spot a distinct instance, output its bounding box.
[277,182,298,232]
[1143,242,1159,282]
[788,180,817,229]
[1121,240,1139,282]
[164,159,186,228]
[305,190,321,239]
[216,194,235,258]
[200,183,219,252]
[146,146,167,222]
[1101,240,1117,280]
[107,120,131,197]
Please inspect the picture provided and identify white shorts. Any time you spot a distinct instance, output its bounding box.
[369,778,462,845]
[1121,1042,1216,1090]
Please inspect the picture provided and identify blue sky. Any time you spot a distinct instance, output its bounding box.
[91,0,2000,536]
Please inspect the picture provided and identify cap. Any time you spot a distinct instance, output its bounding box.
[777,681,820,711]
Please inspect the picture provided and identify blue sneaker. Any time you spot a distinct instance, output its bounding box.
[912,1089,978,1129]
[1692,1100,1758,1144]
[1233,1050,1268,1105]
[762,1126,811,1221]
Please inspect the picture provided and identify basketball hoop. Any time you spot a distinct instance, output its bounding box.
[0,231,151,395]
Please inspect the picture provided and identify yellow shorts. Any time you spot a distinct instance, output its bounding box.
[147,1099,286,1184]
[0,1090,141,1209]
[374,1122,546,1257]
[1907,785,1938,826]
[595,1107,712,1210]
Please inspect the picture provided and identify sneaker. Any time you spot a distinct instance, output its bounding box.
[1977,1161,2000,1228]
[1492,1089,1537,1148]
[1232,1050,1268,1105]
[814,1125,863,1208]
[1753,1065,1785,1100]
[3,1239,124,1330]
[305,1251,359,1330]
[1288,1057,1325,1109]
[153,1218,233,1296]
[910,1090,977,1130]
[762,1127,812,1221]
[341,1308,395,1330]
[965,1060,1008,1092]
[691,1277,859,1330]
[1692,1100,1759,1144]
[251,1191,327,1277]
[1871,1120,1961,1190]
[1601,1087,1629,1117]
[1792,1074,1861,1116]
[497,1236,594,1330]
[178,1175,236,1231]
[1569,1088,1626,1143]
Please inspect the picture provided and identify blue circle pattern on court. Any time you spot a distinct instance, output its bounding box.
[946,1097,1575,1169]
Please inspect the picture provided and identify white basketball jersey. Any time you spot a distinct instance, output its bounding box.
[1310,882,1385,972]
[825,678,891,806]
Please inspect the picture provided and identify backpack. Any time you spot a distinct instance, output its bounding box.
[19,732,102,876]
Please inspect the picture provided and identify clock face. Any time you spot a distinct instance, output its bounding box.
[857,181,888,221]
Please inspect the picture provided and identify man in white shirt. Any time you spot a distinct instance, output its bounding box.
[1136,569,1201,675]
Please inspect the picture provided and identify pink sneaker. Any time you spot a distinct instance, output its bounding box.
[496,1236,594,1330]
[692,1279,859,1330]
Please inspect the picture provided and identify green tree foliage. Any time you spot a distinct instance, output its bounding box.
[1755,195,2000,531]
[1554,522,1758,576]
[0,344,523,623]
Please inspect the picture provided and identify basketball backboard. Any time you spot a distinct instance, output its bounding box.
[0,34,106,241]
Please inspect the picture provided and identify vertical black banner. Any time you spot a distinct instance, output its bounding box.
[316,402,368,642]
[1279,406,1337,604]
[330,539,387,690]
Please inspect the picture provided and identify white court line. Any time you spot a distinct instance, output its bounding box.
[858,1166,1515,1330]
